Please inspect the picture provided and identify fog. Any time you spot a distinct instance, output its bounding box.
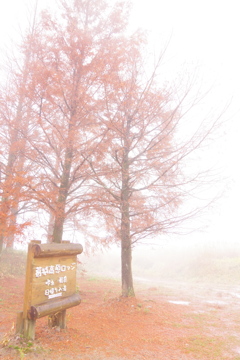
[79,234,240,286]
[1,0,240,285]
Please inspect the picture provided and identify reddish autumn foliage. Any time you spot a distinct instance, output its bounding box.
[0,0,219,296]
[22,0,134,245]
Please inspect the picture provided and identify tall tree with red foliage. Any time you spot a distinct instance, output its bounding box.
[87,46,218,296]
[0,9,38,252]
[24,0,133,243]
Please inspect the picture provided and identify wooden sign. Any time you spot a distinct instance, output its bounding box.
[31,255,77,305]
[16,241,83,340]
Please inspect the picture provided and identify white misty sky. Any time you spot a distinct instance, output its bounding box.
[0,0,239,246]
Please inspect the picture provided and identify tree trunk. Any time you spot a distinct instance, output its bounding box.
[120,129,134,297]
[0,196,10,253]
[52,144,73,243]
[52,214,65,243]
[6,207,18,248]
[47,212,55,243]
[121,237,134,297]
[0,236,4,253]
[0,144,18,249]
[121,181,134,296]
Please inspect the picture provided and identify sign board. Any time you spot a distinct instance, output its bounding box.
[16,241,83,340]
[32,255,77,304]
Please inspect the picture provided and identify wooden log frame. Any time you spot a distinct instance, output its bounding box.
[28,293,81,320]
[16,241,83,340]
[32,242,83,258]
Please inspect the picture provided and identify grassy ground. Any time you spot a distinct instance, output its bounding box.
[2,245,240,283]
[80,243,240,284]
[0,249,26,277]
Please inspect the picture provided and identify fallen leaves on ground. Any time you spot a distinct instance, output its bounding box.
[0,276,240,359]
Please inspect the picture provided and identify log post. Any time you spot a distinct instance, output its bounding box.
[21,241,41,339]
[48,310,66,329]
[24,319,36,340]
[16,312,24,334]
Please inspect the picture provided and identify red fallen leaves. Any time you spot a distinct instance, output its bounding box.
[1,276,236,360]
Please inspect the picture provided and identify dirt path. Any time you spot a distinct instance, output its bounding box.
[1,276,240,359]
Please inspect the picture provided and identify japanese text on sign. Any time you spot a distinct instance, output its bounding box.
[44,276,68,299]
[35,263,76,278]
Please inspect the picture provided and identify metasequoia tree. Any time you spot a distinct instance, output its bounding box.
[0,11,38,252]
[87,44,217,296]
[24,0,132,243]
[0,80,29,253]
